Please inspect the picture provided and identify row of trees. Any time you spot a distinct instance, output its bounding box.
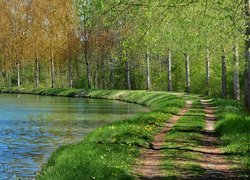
[0,0,79,88]
[0,0,249,111]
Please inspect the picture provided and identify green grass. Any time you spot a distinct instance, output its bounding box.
[0,87,187,179]
[212,98,250,177]
[161,98,206,178]
[37,90,185,179]
[1,87,249,178]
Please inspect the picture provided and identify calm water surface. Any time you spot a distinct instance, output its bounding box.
[0,94,147,179]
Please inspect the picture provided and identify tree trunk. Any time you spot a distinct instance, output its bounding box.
[110,58,115,89]
[101,54,105,89]
[75,57,79,88]
[94,70,98,89]
[146,46,151,90]
[50,56,55,88]
[185,53,191,93]
[205,49,210,95]
[68,56,73,88]
[244,0,250,111]
[233,43,240,100]
[35,53,39,88]
[167,51,172,91]
[221,47,227,98]
[84,40,91,89]
[126,52,131,90]
[16,59,21,87]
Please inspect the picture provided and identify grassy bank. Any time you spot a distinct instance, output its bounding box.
[0,87,187,179]
[213,99,250,177]
[0,87,249,178]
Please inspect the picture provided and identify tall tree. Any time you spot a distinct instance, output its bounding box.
[205,48,211,95]
[245,0,250,111]
[185,53,191,93]
[167,51,172,91]
[146,45,151,90]
[233,42,240,100]
[221,47,227,98]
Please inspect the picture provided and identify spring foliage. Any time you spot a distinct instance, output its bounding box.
[0,1,248,99]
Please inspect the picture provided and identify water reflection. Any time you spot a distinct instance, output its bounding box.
[0,94,147,179]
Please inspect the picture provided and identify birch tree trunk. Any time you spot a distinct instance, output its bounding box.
[35,52,39,88]
[68,56,73,88]
[167,51,172,91]
[50,55,55,88]
[75,58,79,88]
[185,53,191,93]
[245,0,250,111]
[221,47,227,98]
[16,59,21,87]
[146,46,151,90]
[126,52,131,90]
[205,49,210,95]
[233,43,240,100]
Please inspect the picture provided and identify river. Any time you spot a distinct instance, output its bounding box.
[0,93,147,179]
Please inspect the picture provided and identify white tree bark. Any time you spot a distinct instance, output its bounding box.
[50,55,55,88]
[17,59,21,87]
[185,53,191,93]
[233,43,240,100]
[167,51,172,91]
[206,49,210,95]
[146,46,151,90]
[126,58,131,90]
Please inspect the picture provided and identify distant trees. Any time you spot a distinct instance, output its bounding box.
[0,0,79,87]
[0,0,249,109]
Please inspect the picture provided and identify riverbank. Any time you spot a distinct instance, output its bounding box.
[0,87,187,179]
[0,87,249,178]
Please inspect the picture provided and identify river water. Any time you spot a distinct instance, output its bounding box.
[0,93,147,179]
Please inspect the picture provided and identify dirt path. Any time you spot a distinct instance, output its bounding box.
[134,100,192,179]
[200,99,236,179]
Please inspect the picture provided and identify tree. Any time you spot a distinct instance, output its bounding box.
[233,42,240,100]
[221,47,227,98]
[244,0,250,111]
[167,51,172,91]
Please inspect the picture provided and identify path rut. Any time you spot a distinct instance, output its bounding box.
[134,100,192,179]
[200,99,237,179]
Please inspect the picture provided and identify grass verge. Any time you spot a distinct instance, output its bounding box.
[212,98,250,178]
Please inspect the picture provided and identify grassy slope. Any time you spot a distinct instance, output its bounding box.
[0,87,249,178]
[0,87,186,179]
[39,90,186,179]
[212,98,250,177]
